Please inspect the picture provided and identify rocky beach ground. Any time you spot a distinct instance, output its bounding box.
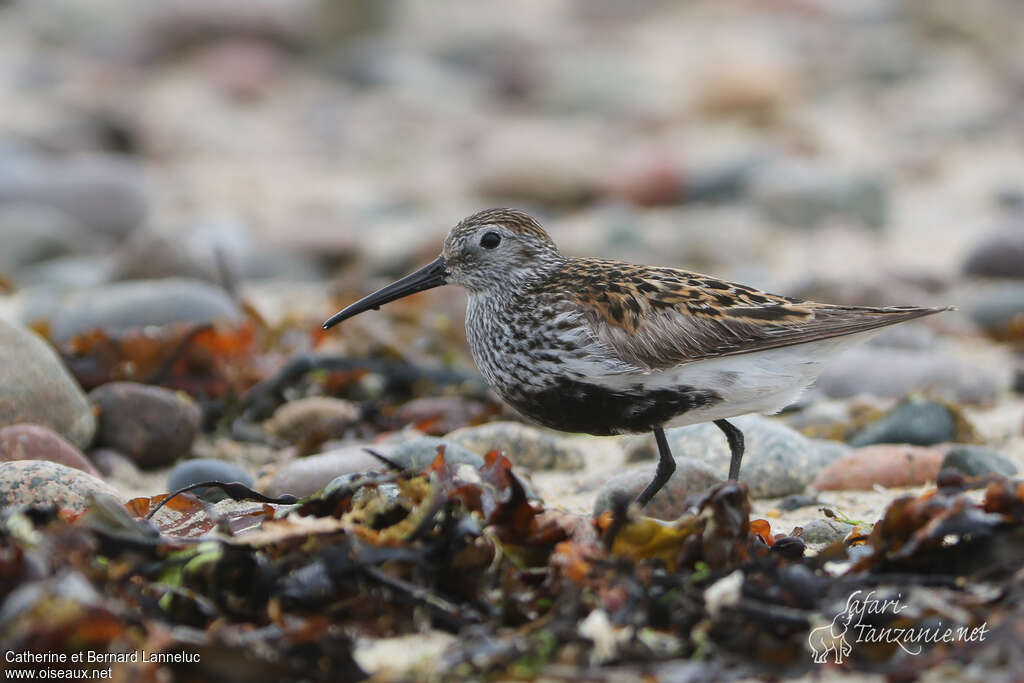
[1,1,1024,680]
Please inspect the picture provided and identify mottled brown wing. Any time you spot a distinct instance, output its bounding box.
[551,259,948,370]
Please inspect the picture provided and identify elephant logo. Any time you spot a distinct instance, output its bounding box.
[808,589,988,664]
[807,593,858,664]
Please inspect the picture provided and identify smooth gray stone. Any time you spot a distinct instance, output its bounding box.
[941,445,1017,477]
[445,421,584,471]
[800,518,854,545]
[0,318,95,449]
[50,278,243,342]
[90,382,202,468]
[593,457,723,520]
[168,458,253,502]
[849,399,955,447]
[623,415,824,499]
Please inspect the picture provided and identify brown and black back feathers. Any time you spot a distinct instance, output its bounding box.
[534,258,948,371]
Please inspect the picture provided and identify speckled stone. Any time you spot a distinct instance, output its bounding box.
[0,424,100,476]
[800,519,855,545]
[445,421,584,471]
[0,319,95,449]
[264,396,360,444]
[386,437,485,471]
[624,415,823,499]
[592,457,722,520]
[0,460,122,512]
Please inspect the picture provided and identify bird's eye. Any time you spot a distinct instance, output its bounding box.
[480,231,501,249]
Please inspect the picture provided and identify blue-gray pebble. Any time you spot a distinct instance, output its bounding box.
[386,437,485,471]
[849,399,955,447]
[167,458,253,502]
[941,445,1018,477]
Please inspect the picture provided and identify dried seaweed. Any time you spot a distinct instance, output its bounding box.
[3,456,1023,680]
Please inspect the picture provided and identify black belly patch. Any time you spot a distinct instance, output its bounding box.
[504,378,721,436]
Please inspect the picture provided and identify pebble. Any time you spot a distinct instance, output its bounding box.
[324,473,400,507]
[0,154,147,239]
[966,283,1024,339]
[264,446,381,498]
[962,220,1024,279]
[0,424,100,476]
[180,214,323,282]
[89,449,142,481]
[0,460,122,512]
[472,124,605,206]
[779,494,821,511]
[89,382,201,468]
[394,396,494,436]
[49,278,244,342]
[444,421,584,471]
[940,445,1018,477]
[610,158,686,207]
[751,161,887,230]
[800,519,855,545]
[0,318,95,449]
[139,0,321,60]
[812,445,944,490]
[848,399,957,447]
[778,400,854,437]
[695,46,797,120]
[167,459,253,502]
[869,323,939,350]
[109,231,218,282]
[110,219,322,284]
[18,256,113,289]
[623,415,826,498]
[386,437,485,471]
[812,346,1002,404]
[0,203,88,281]
[264,397,361,446]
[264,434,519,499]
[201,39,284,101]
[542,54,651,115]
[592,457,723,520]
[808,438,852,466]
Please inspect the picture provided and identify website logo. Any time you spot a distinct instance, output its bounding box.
[808,590,988,665]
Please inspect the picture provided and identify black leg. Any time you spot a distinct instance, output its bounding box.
[714,419,745,481]
[635,426,675,507]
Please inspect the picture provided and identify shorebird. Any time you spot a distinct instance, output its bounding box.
[324,209,948,507]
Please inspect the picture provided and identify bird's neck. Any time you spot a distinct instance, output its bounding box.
[469,255,565,298]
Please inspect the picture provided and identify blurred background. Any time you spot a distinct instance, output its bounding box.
[1,0,1022,393]
[5,5,1024,675]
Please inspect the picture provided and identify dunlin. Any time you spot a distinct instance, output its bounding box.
[324,209,949,507]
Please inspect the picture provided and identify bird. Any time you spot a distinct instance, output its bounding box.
[323,208,950,507]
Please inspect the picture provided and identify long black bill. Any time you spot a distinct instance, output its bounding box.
[322,256,447,330]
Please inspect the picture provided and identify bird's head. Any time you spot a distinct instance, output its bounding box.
[323,208,562,330]
[441,208,562,293]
